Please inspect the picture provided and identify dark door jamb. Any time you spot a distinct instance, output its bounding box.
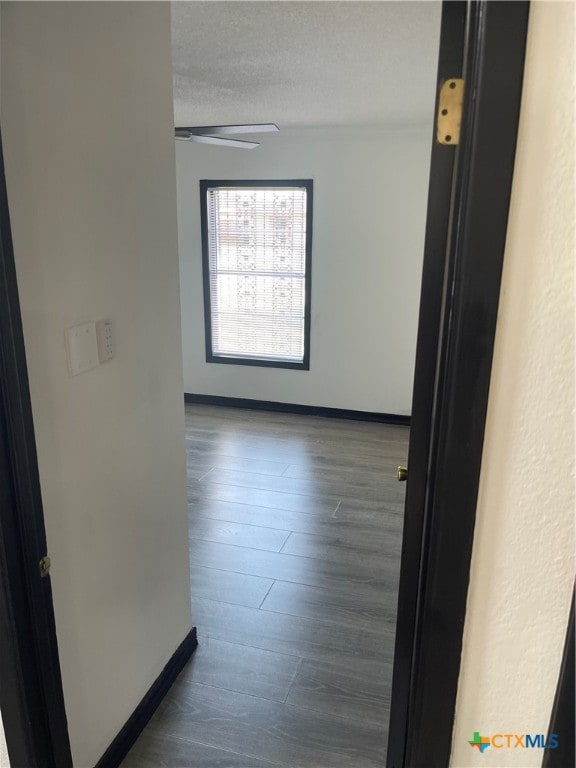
[387,2,530,766]
[0,128,73,767]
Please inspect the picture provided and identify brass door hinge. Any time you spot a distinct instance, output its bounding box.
[437,78,464,145]
[39,556,51,578]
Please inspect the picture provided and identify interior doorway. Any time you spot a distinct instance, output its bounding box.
[121,3,443,766]
[0,4,522,764]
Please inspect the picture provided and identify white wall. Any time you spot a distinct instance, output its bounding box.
[1,4,191,766]
[451,2,575,765]
[177,127,432,414]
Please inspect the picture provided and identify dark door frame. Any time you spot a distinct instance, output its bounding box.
[0,129,73,767]
[0,2,530,767]
[387,1,530,766]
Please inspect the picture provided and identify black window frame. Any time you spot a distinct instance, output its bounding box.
[200,179,313,370]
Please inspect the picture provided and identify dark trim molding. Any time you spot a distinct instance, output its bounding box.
[387,2,530,767]
[95,627,198,768]
[386,5,468,765]
[0,128,73,766]
[184,393,410,426]
[199,179,313,371]
[542,588,575,768]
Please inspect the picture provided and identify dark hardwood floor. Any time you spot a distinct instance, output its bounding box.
[121,404,408,768]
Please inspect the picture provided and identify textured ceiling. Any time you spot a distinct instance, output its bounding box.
[171,1,442,129]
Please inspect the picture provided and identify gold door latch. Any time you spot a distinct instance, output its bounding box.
[397,466,408,482]
[437,78,464,145]
[39,556,51,578]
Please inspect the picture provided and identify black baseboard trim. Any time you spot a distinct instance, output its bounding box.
[184,393,410,426]
[94,627,198,768]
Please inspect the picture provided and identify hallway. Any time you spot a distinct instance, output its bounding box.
[122,404,408,767]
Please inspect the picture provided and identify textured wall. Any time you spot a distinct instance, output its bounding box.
[450,2,575,766]
[1,4,191,765]
[177,127,433,414]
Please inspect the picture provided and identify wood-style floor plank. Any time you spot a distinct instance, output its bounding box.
[187,450,290,477]
[190,565,273,609]
[199,466,402,504]
[260,578,398,631]
[280,529,402,564]
[189,539,398,592]
[189,517,290,553]
[122,404,409,768]
[188,495,402,537]
[150,681,386,768]
[181,637,301,703]
[186,435,405,471]
[122,732,281,768]
[285,658,392,726]
[184,405,406,447]
[188,480,403,517]
[191,598,394,675]
[188,480,341,516]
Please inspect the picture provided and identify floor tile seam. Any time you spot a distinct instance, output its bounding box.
[133,732,289,768]
[194,473,401,514]
[190,479,355,509]
[282,656,305,704]
[188,495,341,518]
[189,511,401,538]
[190,565,400,603]
[189,533,292,553]
[278,531,293,554]
[192,633,302,663]
[191,563,398,598]
[190,542,399,576]
[170,679,391,731]
[258,579,277,609]
[194,595,394,640]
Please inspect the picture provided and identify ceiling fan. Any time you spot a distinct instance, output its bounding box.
[174,123,279,149]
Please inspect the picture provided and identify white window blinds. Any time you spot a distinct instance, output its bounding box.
[205,185,310,365]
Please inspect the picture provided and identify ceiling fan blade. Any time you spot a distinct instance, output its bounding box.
[177,133,260,149]
[177,123,279,136]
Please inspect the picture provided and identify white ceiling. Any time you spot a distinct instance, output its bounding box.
[171,1,442,129]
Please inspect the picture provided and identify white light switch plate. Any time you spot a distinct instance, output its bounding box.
[66,322,99,376]
[96,319,115,363]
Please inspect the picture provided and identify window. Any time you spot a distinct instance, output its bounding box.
[200,180,313,369]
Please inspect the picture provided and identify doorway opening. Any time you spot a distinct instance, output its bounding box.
[121,3,443,766]
[0,2,530,767]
